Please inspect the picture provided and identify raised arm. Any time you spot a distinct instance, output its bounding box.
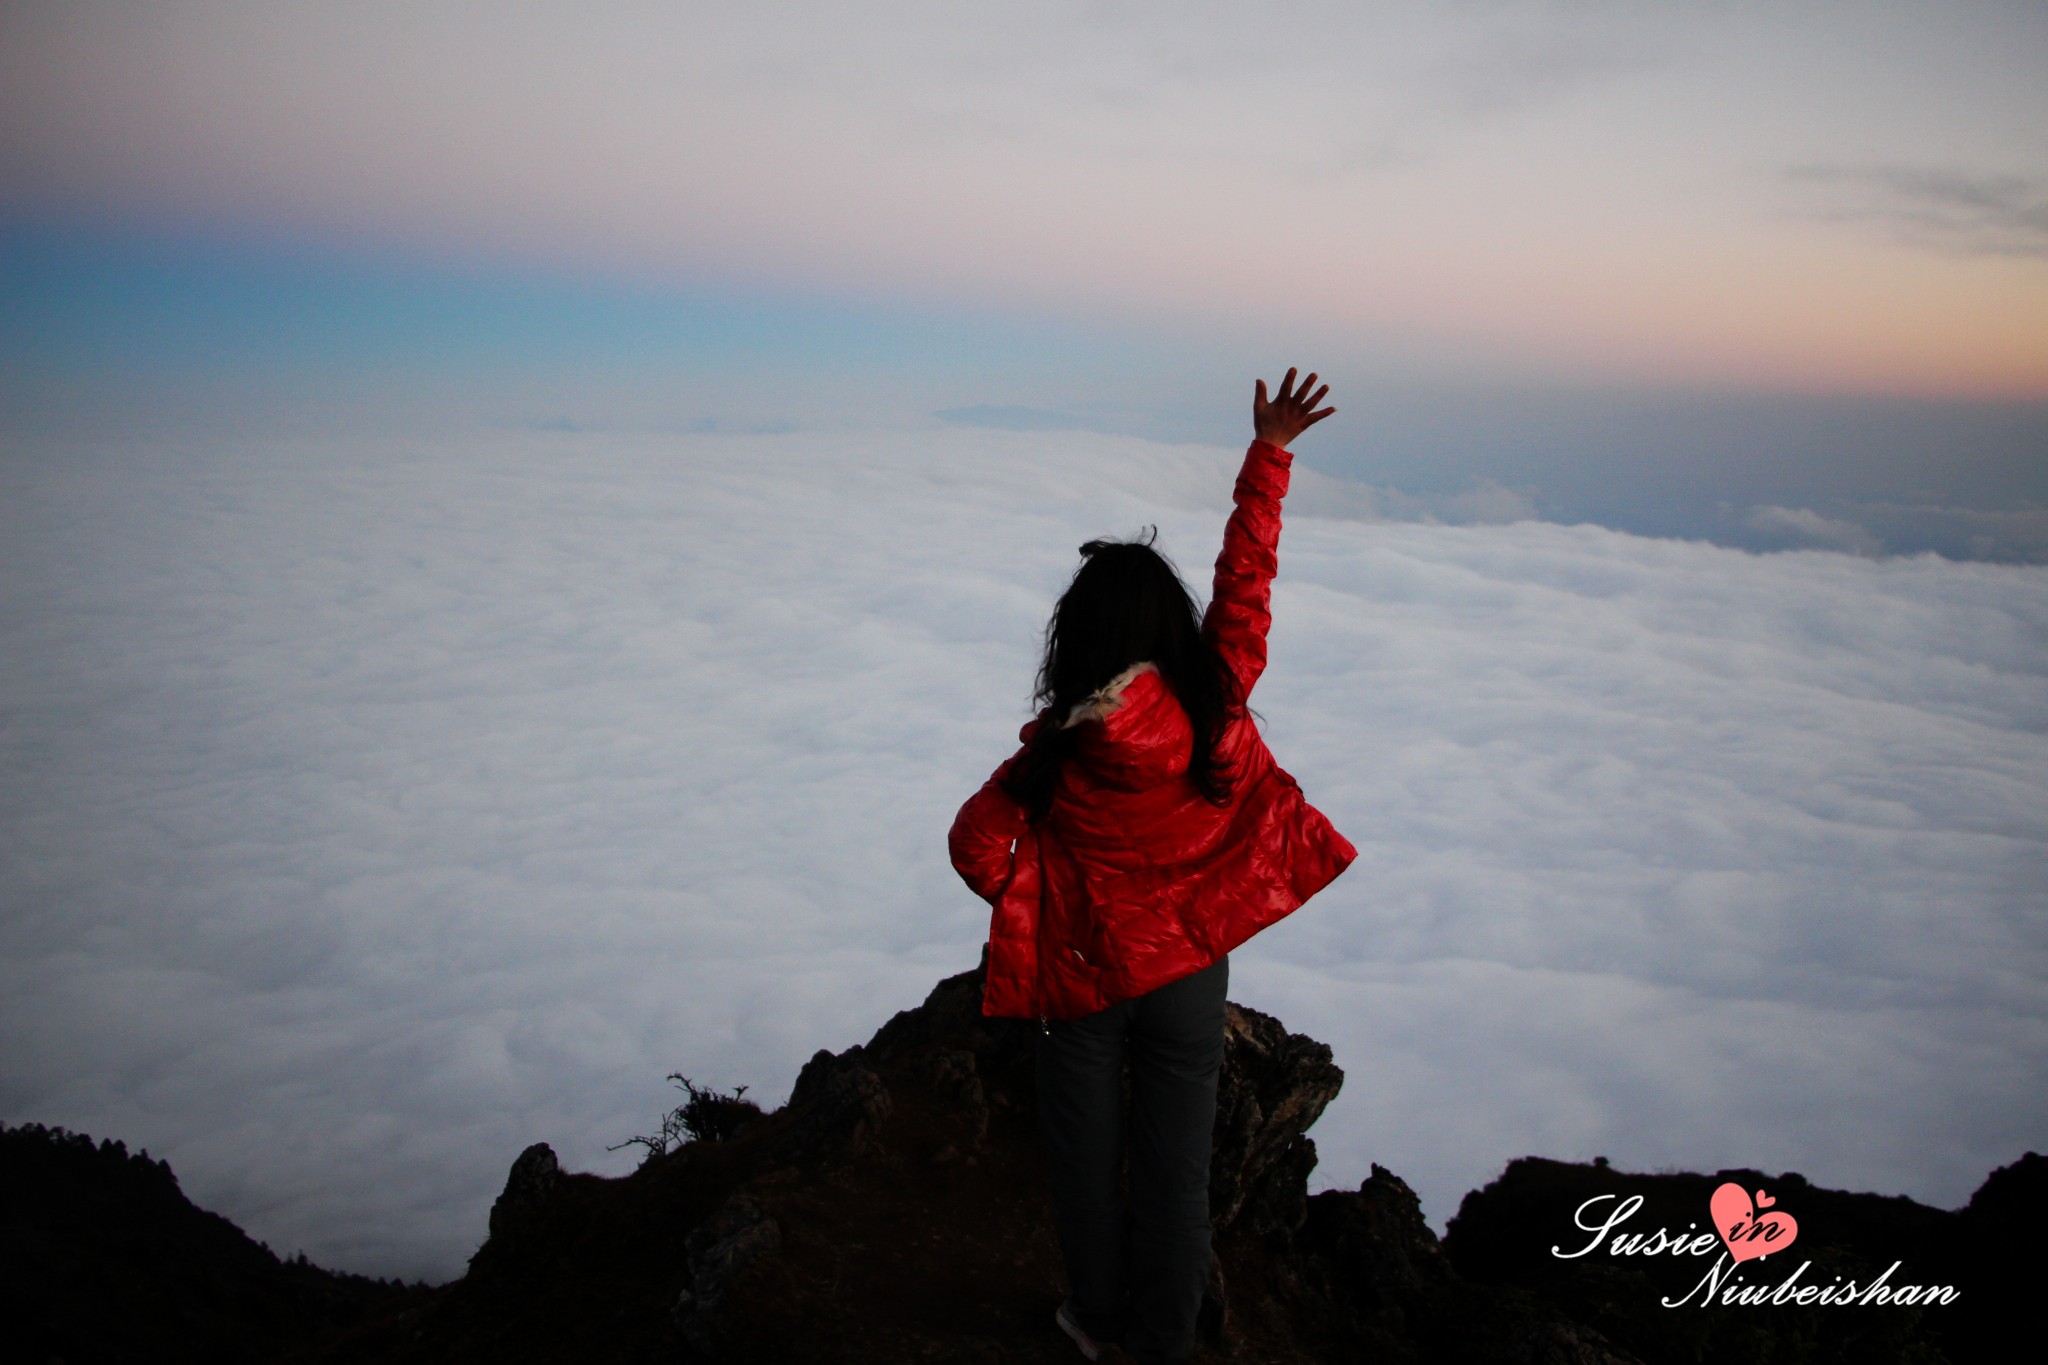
[1204,369,1334,702]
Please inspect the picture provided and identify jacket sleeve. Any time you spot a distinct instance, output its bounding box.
[948,746,1031,903]
[1204,439,1292,702]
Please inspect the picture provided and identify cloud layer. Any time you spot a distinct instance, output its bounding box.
[2,427,2044,1280]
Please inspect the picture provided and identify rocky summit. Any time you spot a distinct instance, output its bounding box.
[9,960,2035,1363]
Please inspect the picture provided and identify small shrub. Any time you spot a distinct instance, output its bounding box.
[610,1074,761,1160]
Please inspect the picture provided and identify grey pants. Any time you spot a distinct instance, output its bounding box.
[1035,955,1229,1365]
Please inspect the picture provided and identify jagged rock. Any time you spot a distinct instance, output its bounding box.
[913,1047,990,1150]
[674,1192,783,1352]
[781,1044,893,1159]
[1209,1001,1344,1238]
[1306,1163,1457,1309]
[486,1143,560,1238]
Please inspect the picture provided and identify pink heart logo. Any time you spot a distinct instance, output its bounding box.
[1710,1182,1799,1262]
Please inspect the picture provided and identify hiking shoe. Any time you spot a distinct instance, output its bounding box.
[1055,1299,1104,1361]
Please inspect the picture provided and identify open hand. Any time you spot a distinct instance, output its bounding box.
[1252,368,1335,450]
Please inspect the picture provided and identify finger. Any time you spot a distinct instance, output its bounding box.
[1294,374,1319,407]
[1303,407,1335,426]
[1279,366,1297,401]
[1254,378,1269,409]
[1304,383,1330,410]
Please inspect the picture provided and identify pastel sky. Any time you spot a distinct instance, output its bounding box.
[5,2,2045,558]
[5,1,2046,389]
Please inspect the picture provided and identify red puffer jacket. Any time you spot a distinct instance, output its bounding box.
[949,439,1357,1020]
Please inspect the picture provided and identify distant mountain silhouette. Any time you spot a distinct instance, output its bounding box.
[0,1121,428,1364]
[9,961,2034,1362]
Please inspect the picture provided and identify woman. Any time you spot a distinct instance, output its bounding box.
[948,369,1357,1364]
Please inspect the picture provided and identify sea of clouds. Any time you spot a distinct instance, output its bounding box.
[2,427,2043,1281]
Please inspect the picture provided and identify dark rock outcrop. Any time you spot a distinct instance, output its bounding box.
[673,1193,783,1353]
[302,960,1647,1363]
[1210,1002,1343,1240]
[12,962,2021,1363]
[487,1142,562,1240]
[781,1044,894,1161]
[298,961,2016,1363]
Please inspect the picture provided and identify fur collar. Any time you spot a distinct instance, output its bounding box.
[1059,661,1158,729]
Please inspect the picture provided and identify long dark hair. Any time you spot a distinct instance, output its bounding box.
[1003,530,1240,821]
